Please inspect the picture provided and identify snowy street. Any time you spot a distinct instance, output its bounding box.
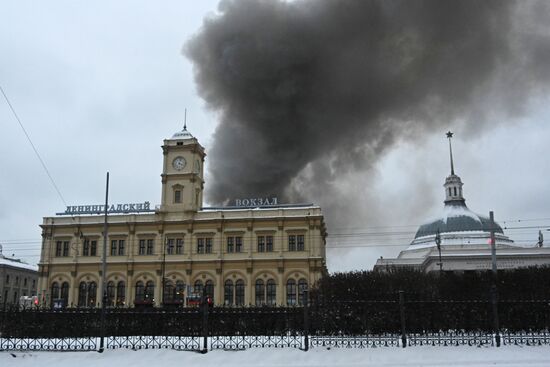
[2,346,550,367]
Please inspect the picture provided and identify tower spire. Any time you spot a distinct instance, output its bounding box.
[446,131,455,175]
[443,131,465,205]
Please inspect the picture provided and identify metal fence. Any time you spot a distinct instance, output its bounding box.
[1,293,550,352]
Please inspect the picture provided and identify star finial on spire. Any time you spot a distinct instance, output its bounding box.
[446,131,455,175]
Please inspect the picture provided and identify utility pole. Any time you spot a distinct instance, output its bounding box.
[435,228,443,273]
[99,172,109,353]
[161,236,167,306]
[490,211,497,275]
[489,210,500,347]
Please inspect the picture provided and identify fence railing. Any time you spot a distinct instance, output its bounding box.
[1,293,549,352]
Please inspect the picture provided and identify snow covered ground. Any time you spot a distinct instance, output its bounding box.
[2,346,550,367]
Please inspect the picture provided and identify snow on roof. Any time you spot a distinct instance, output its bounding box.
[0,256,38,272]
[441,204,482,224]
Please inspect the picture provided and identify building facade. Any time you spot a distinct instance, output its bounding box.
[374,132,550,272]
[37,127,327,307]
[0,245,38,307]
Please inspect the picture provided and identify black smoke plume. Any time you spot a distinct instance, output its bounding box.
[186,0,550,227]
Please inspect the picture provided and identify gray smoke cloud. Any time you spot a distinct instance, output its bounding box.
[185,0,550,227]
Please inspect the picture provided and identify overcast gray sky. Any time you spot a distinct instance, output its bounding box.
[1,1,549,271]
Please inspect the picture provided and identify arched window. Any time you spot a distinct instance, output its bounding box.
[163,280,174,303]
[88,282,97,307]
[60,282,69,306]
[135,281,145,302]
[235,280,245,306]
[50,282,59,307]
[255,279,265,305]
[224,280,234,306]
[78,282,87,306]
[175,281,185,302]
[266,279,276,306]
[448,187,452,196]
[298,279,308,306]
[106,281,115,306]
[116,281,126,306]
[205,280,214,303]
[286,279,296,306]
[194,280,203,296]
[144,281,155,302]
[454,187,457,196]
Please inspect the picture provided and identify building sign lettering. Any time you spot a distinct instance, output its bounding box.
[234,197,278,207]
[57,201,153,215]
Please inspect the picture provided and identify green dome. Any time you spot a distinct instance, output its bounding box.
[414,202,503,239]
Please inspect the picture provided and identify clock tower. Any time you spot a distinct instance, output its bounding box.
[159,125,205,213]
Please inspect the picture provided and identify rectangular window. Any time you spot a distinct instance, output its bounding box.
[62,241,69,257]
[174,190,182,203]
[146,239,154,255]
[6,275,9,284]
[235,236,242,253]
[24,278,27,287]
[118,240,125,255]
[297,235,305,251]
[83,240,90,256]
[205,238,212,253]
[111,240,117,256]
[197,238,205,254]
[55,241,62,257]
[139,239,146,255]
[227,237,234,253]
[176,239,184,254]
[166,239,175,255]
[257,236,265,252]
[288,235,296,251]
[266,235,273,252]
[197,237,213,254]
[90,240,97,256]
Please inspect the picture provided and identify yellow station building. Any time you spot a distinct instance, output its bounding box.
[37,127,327,307]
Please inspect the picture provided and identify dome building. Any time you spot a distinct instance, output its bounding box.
[374,132,550,272]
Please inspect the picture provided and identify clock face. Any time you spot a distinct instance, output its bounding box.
[172,156,186,171]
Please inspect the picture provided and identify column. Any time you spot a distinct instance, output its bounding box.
[277,271,284,305]
[69,272,77,307]
[246,272,252,305]
[216,271,223,305]
[155,273,162,306]
[127,271,134,307]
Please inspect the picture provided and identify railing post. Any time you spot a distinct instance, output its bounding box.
[303,290,309,351]
[201,288,209,353]
[398,290,407,348]
[491,285,501,347]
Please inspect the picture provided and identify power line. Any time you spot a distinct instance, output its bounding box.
[0,84,67,207]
